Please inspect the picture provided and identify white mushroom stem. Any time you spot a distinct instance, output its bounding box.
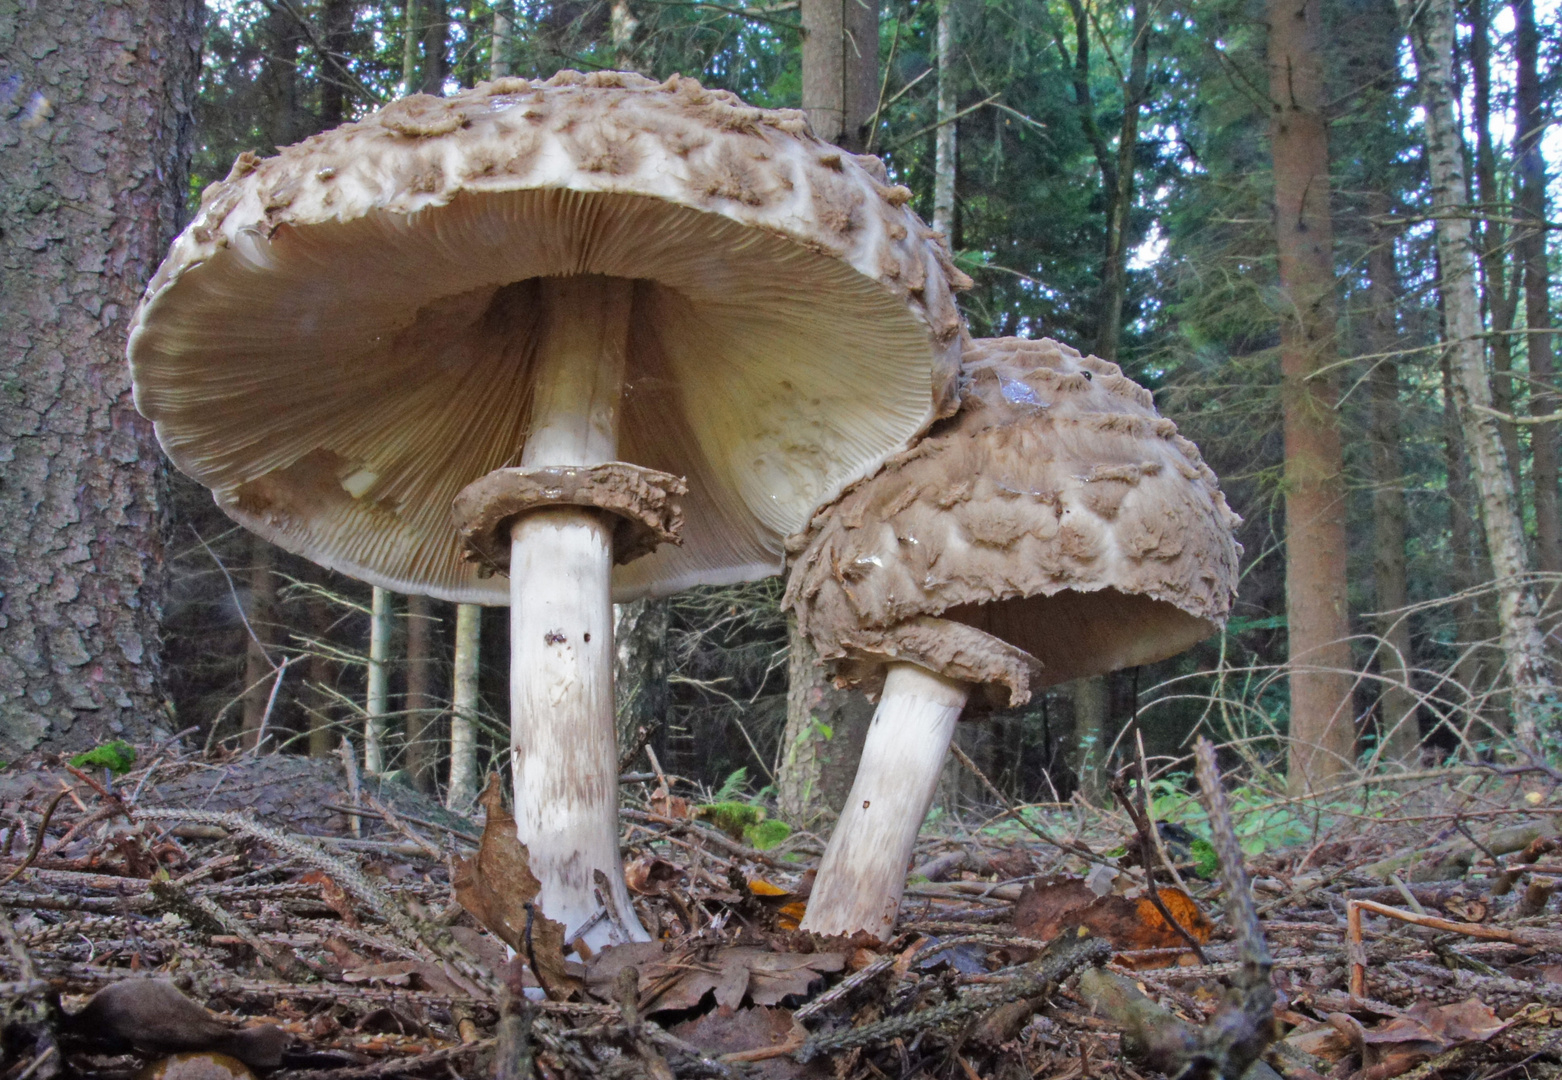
[799,662,970,940]
[508,275,650,947]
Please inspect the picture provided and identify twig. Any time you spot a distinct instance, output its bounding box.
[949,743,1115,869]
[0,790,68,887]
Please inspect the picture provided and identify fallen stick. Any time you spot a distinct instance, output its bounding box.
[1347,897,1562,997]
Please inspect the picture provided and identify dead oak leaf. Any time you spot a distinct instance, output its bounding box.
[451,772,582,997]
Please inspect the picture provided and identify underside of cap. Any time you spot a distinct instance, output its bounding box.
[128,73,968,603]
[784,336,1242,705]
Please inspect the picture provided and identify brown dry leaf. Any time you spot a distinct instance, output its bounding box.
[451,772,582,996]
[1284,1022,1354,1063]
[650,790,691,819]
[626,856,683,895]
[1329,999,1508,1080]
[1014,878,1212,961]
[296,870,358,928]
[587,943,845,1013]
[671,1007,826,1080]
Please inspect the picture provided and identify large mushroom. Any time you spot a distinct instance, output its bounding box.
[784,336,1241,940]
[128,71,968,947]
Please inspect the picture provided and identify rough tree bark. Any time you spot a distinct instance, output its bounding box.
[404,594,438,792]
[1513,0,1560,576]
[800,0,878,151]
[613,598,669,752]
[1267,0,1357,793]
[490,0,513,78]
[778,622,874,825]
[1396,0,1554,748]
[0,0,199,755]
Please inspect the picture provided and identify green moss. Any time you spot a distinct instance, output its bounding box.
[68,740,137,777]
[1191,838,1219,879]
[743,819,792,850]
[695,801,763,838]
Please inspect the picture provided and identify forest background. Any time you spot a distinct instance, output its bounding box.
[2,0,1560,821]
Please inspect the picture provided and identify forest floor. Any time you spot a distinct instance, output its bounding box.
[3,740,1562,1080]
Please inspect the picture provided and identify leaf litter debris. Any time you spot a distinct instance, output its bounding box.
[4,740,1562,1079]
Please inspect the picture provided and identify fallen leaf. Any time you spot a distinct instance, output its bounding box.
[626,856,683,895]
[451,772,581,997]
[672,1007,825,1079]
[650,790,690,819]
[296,870,359,928]
[1013,878,1212,962]
[1328,999,1508,1080]
[587,942,846,1013]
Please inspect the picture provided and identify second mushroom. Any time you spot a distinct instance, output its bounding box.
[784,336,1242,940]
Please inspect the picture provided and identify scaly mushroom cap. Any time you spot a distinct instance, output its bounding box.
[127,71,967,602]
[783,336,1241,707]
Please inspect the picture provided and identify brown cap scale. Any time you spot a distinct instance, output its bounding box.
[786,336,1240,939]
[127,72,968,949]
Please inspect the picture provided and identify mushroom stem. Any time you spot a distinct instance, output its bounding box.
[799,662,970,940]
[508,274,649,947]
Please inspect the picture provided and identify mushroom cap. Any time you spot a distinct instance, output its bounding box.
[783,336,1242,707]
[127,71,967,603]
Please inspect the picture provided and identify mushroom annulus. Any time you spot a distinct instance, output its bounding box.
[783,336,1241,940]
[127,72,969,948]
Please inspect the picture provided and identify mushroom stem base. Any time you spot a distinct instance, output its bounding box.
[798,663,969,940]
[509,507,650,947]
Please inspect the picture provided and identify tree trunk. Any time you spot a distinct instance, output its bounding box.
[490,0,513,79]
[419,0,448,95]
[778,619,874,825]
[241,536,278,750]
[1513,0,1560,575]
[1268,0,1357,793]
[1468,0,1523,503]
[1095,0,1149,365]
[0,0,197,755]
[306,587,337,758]
[1444,350,1503,723]
[800,0,879,151]
[448,603,481,809]
[366,587,393,771]
[613,598,669,751]
[781,0,881,820]
[1065,675,1112,803]
[402,0,419,95]
[932,0,956,239]
[1365,196,1420,765]
[318,0,355,127]
[404,594,438,792]
[1396,0,1554,748]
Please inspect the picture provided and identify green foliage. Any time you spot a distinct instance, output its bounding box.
[69,740,137,777]
[715,767,750,801]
